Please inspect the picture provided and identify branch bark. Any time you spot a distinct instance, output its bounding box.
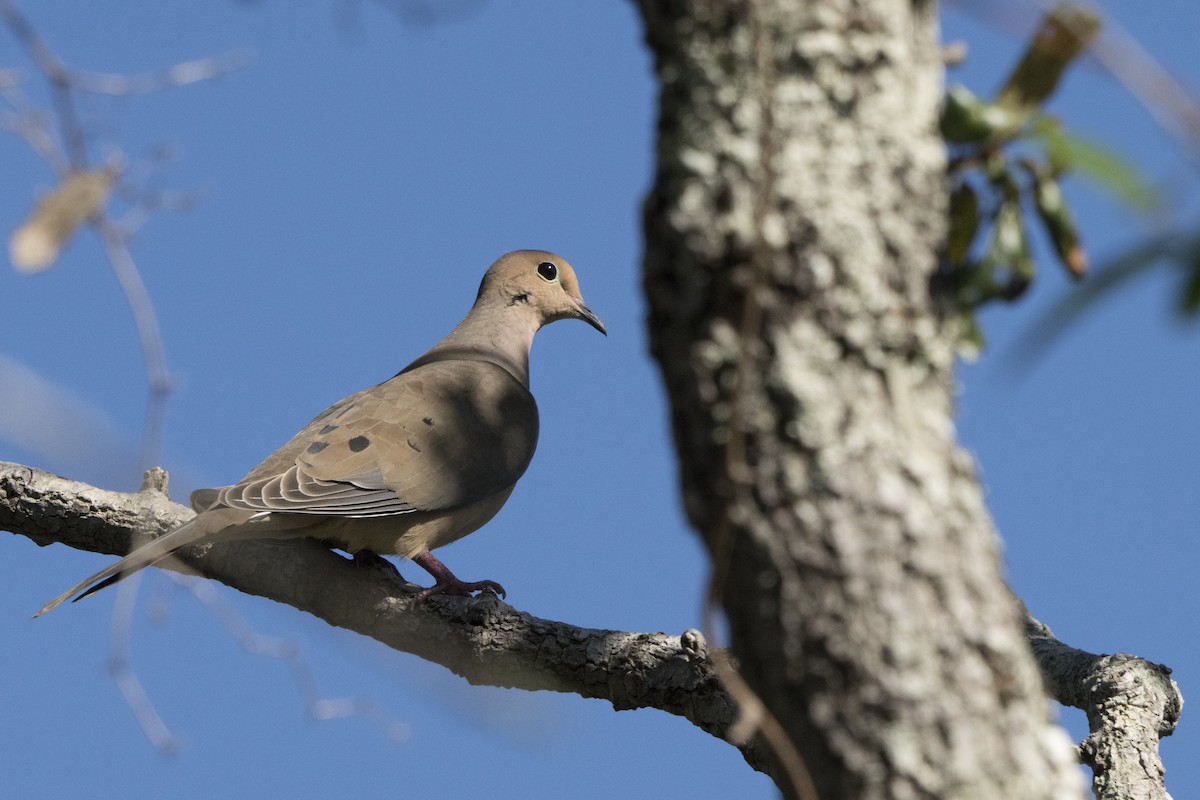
[1025,610,1182,800]
[5,459,1181,800]
[0,461,756,768]
[4,458,1181,798]
[4,3,1183,797]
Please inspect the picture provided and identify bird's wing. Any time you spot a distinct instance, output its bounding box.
[213,360,539,518]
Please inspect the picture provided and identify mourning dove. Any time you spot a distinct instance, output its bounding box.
[36,250,605,616]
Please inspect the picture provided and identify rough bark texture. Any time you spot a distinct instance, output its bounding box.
[3,465,1181,799]
[4,4,1184,797]
[0,461,754,766]
[634,1,1082,796]
[1025,612,1182,800]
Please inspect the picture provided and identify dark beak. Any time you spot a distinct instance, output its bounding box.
[574,299,607,336]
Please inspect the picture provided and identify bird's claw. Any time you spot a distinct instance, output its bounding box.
[410,550,506,604]
[412,578,506,604]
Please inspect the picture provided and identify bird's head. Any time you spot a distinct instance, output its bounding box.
[478,250,606,335]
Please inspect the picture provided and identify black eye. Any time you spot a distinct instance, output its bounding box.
[537,261,558,282]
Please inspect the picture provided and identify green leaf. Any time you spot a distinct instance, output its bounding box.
[946,183,980,265]
[942,85,1022,144]
[1029,117,1160,213]
[1179,244,1200,317]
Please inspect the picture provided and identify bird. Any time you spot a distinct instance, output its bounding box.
[36,250,605,617]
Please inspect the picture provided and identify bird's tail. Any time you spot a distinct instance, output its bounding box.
[33,508,249,618]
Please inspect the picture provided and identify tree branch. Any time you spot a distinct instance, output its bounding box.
[1024,609,1181,800]
[3,464,1182,800]
[0,461,756,768]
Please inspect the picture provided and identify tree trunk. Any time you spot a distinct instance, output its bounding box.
[634,1,1082,796]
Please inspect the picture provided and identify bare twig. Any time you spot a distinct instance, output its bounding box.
[1059,0,1200,163]
[0,72,65,170]
[94,220,172,471]
[109,572,182,756]
[58,52,252,96]
[0,0,87,164]
[181,572,412,742]
[1,2,245,469]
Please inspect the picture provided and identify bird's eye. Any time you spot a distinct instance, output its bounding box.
[537,261,559,283]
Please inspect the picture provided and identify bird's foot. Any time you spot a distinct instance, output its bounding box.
[411,551,506,604]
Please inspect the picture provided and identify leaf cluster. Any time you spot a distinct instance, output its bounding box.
[933,3,1175,349]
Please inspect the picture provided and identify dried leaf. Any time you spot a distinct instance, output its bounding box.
[994,4,1101,119]
[10,169,116,274]
[1027,164,1088,277]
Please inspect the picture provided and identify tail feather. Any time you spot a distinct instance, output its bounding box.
[34,509,244,618]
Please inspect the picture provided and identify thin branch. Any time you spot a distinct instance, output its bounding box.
[94,220,172,470]
[1,1,246,470]
[1057,0,1200,164]
[178,569,412,742]
[57,51,252,96]
[0,71,65,171]
[108,571,181,756]
[0,0,86,164]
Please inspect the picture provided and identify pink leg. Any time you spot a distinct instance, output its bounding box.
[411,551,506,603]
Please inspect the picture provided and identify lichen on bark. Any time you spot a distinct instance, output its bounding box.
[635,1,1083,796]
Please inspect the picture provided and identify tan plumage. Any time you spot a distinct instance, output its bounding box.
[36,250,604,616]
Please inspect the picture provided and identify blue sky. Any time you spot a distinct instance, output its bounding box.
[1,2,1196,798]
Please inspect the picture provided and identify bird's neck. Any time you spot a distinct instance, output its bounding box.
[414,303,539,387]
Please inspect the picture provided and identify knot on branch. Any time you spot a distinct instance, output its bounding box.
[1082,653,1182,741]
[139,467,170,496]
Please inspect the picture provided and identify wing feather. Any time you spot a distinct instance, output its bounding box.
[204,361,537,519]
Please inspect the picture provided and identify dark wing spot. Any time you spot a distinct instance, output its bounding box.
[334,404,355,419]
[307,441,329,455]
[319,424,339,435]
[407,437,422,453]
[347,435,370,452]
[422,417,434,426]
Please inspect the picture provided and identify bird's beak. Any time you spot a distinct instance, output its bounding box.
[574,299,607,336]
